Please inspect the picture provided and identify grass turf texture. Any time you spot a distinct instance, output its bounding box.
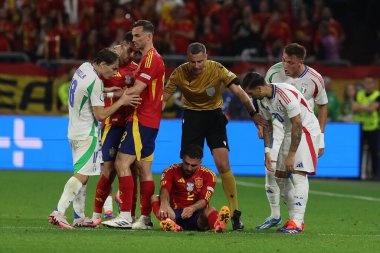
[1,170,379,253]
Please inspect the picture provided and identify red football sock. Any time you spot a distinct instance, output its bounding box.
[131,169,138,217]
[119,176,134,212]
[140,180,155,216]
[208,210,218,228]
[94,175,112,213]
[152,200,161,220]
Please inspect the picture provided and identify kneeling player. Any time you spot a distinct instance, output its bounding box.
[151,144,230,233]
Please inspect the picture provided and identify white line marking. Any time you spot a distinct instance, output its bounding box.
[218,180,380,202]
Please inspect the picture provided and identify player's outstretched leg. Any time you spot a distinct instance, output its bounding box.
[214,206,231,233]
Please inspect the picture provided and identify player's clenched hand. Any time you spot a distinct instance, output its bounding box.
[181,206,195,219]
[265,153,272,171]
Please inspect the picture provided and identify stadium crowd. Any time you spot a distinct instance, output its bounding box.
[0,0,347,62]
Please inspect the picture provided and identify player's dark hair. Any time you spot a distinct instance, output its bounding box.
[242,72,266,89]
[93,48,118,65]
[124,31,133,43]
[284,43,306,60]
[181,144,203,160]
[187,42,207,55]
[133,20,154,34]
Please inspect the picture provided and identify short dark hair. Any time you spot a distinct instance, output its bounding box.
[242,72,266,89]
[124,31,133,43]
[93,48,118,65]
[181,144,203,160]
[284,43,306,60]
[187,42,207,55]
[132,20,154,34]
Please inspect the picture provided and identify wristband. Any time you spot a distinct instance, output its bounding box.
[249,111,258,118]
[319,132,325,148]
[264,147,270,153]
[106,92,114,98]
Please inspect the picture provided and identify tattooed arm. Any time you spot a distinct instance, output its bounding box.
[263,120,273,171]
[286,114,302,172]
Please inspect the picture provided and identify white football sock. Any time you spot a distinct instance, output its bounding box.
[275,176,295,220]
[56,177,83,215]
[265,164,281,219]
[120,211,132,222]
[292,174,309,228]
[73,184,87,219]
[103,195,113,213]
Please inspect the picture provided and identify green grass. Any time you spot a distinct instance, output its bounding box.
[0,171,379,253]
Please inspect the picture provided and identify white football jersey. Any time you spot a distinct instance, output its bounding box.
[257,83,321,136]
[265,62,328,109]
[68,62,104,140]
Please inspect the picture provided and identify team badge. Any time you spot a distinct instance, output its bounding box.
[194,177,203,191]
[300,86,307,94]
[109,147,116,158]
[206,87,215,96]
[186,182,194,192]
[125,75,133,84]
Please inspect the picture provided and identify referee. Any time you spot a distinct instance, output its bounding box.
[163,42,267,230]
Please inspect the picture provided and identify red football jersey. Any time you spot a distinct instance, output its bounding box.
[130,48,165,129]
[160,164,217,209]
[101,61,138,127]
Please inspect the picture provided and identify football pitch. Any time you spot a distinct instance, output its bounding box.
[0,170,379,253]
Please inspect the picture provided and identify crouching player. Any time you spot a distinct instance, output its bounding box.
[151,144,230,233]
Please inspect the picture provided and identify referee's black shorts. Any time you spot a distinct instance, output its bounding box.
[180,108,229,157]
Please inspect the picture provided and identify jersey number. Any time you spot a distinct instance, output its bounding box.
[69,79,78,107]
[272,112,284,123]
[187,192,194,201]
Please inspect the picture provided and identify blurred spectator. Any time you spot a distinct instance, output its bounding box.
[77,29,102,60]
[353,77,380,179]
[169,4,195,54]
[232,4,263,56]
[262,10,292,62]
[324,76,341,121]
[293,7,314,55]
[15,4,38,61]
[314,20,340,60]
[339,83,358,123]
[198,16,221,56]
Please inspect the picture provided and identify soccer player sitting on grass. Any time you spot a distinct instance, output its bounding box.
[151,144,230,233]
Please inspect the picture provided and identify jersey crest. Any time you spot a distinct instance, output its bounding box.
[186,182,194,192]
[195,177,203,192]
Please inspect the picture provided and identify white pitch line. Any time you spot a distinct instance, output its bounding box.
[218,180,380,202]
